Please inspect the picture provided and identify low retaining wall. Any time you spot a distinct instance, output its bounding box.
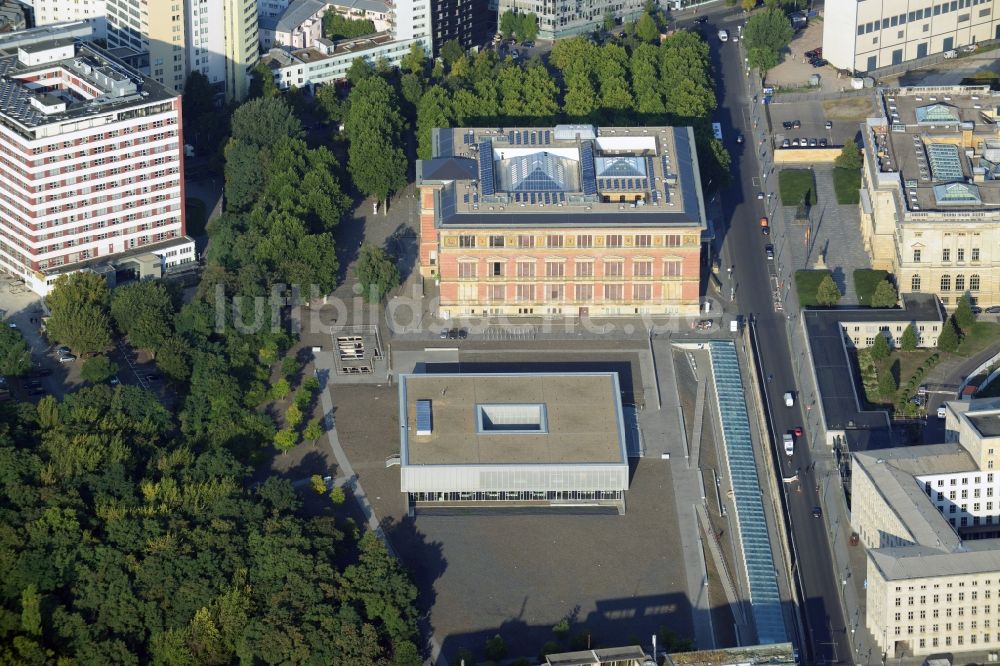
[773,147,842,164]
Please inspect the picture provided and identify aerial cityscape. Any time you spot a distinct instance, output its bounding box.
[3,0,1000,665]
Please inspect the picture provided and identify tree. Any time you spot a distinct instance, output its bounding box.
[293,388,311,410]
[499,10,518,39]
[110,281,174,351]
[440,39,464,68]
[636,13,660,43]
[229,97,303,149]
[323,14,375,40]
[954,294,977,332]
[747,46,780,73]
[304,419,323,443]
[400,42,426,75]
[355,243,400,303]
[0,326,29,376]
[346,57,375,84]
[416,86,452,160]
[329,485,346,505]
[938,318,960,352]
[485,634,507,661]
[249,60,280,99]
[871,279,899,308]
[741,0,756,10]
[878,363,898,398]
[743,8,793,54]
[271,378,291,400]
[281,355,300,379]
[900,323,918,351]
[80,355,118,383]
[835,142,863,171]
[285,403,303,428]
[870,332,890,361]
[816,274,841,306]
[519,13,539,41]
[20,584,42,636]
[346,76,408,206]
[274,427,299,454]
[310,474,327,494]
[603,9,616,32]
[45,273,112,354]
[342,532,419,643]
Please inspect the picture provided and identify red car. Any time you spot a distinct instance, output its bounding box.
[793,426,803,437]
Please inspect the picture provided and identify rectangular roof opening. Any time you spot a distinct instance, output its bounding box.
[476,403,548,434]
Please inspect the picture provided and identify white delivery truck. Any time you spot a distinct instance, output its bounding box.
[783,433,795,457]
[718,29,729,42]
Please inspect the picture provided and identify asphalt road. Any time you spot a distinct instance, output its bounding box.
[683,9,852,664]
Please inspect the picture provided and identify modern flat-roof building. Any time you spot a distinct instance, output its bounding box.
[398,372,630,513]
[860,85,1000,308]
[0,39,194,295]
[823,0,1000,73]
[497,0,645,40]
[32,0,107,38]
[416,124,707,318]
[854,397,1000,658]
[258,0,391,51]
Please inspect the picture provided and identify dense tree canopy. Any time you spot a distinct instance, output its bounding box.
[45,273,112,354]
[345,76,408,204]
[0,326,29,377]
[355,243,401,303]
[743,8,793,73]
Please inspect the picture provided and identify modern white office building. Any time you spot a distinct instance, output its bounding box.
[824,0,1000,72]
[855,397,1000,658]
[0,39,194,295]
[398,372,630,513]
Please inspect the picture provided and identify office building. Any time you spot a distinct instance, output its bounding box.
[260,0,429,88]
[823,0,1000,73]
[33,0,107,38]
[429,0,493,55]
[415,124,707,318]
[398,372,630,513]
[0,39,193,295]
[75,0,258,100]
[496,0,645,40]
[258,0,391,51]
[855,397,1000,658]
[860,85,1000,308]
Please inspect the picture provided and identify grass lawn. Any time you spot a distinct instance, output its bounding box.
[779,169,818,206]
[794,269,831,307]
[185,197,208,237]
[957,321,1000,357]
[853,269,890,307]
[832,167,860,205]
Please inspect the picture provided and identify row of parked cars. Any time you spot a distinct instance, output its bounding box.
[805,48,827,68]
[782,137,829,148]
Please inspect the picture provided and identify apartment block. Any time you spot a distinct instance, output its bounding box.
[415,125,707,318]
[0,39,193,295]
[860,85,1000,308]
[496,0,645,40]
[429,0,493,55]
[854,398,1000,658]
[824,0,1000,73]
[33,0,107,38]
[223,0,258,102]
[106,0,188,93]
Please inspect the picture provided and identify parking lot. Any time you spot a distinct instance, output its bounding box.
[329,348,694,662]
[767,96,874,150]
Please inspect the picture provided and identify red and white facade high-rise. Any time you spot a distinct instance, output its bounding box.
[0,39,194,295]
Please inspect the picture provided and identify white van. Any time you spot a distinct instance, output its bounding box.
[944,49,958,59]
[718,29,729,42]
[783,433,795,456]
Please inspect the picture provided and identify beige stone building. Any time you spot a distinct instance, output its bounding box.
[854,397,1000,658]
[860,85,1000,309]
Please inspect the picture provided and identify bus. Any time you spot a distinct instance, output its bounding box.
[711,122,723,140]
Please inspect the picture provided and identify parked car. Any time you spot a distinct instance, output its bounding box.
[765,244,775,260]
[962,44,977,53]
[825,120,833,129]
[522,41,534,48]
[986,306,1000,314]
[782,121,794,130]
[938,405,948,419]
[58,354,76,363]
[783,391,794,407]
[808,138,818,147]
[697,319,714,330]
[812,506,822,518]
[944,49,958,59]
[811,58,828,67]
[782,138,790,148]
[792,119,801,129]
[736,134,744,144]
[819,138,828,147]
[56,346,70,355]
[791,138,800,146]
[757,191,765,199]
[971,306,983,314]
[109,376,120,386]
[793,426,803,437]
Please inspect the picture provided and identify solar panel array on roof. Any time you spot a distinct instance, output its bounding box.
[580,141,597,195]
[479,140,495,195]
[415,400,432,436]
[709,341,788,646]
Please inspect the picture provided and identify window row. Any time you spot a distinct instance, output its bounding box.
[459,233,684,249]
[858,0,988,34]
[457,259,685,279]
[475,284,666,301]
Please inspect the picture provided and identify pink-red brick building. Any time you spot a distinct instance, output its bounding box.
[416,124,708,317]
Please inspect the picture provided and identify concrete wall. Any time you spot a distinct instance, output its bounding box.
[773,147,843,164]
